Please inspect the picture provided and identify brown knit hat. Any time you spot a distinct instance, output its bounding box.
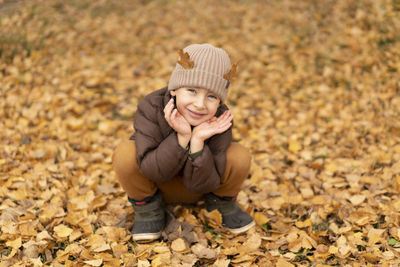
[168,44,236,102]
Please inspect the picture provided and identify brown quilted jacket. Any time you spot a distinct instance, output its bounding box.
[130,87,232,194]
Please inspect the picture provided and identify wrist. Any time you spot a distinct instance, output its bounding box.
[190,137,204,154]
[177,133,191,149]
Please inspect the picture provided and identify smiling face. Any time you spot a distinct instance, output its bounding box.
[170,87,221,126]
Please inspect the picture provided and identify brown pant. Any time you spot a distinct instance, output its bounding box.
[112,140,251,203]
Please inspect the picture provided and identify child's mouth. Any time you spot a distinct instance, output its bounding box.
[188,109,205,119]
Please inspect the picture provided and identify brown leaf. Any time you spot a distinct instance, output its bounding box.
[177,49,194,69]
[223,62,238,82]
[191,243,217,259]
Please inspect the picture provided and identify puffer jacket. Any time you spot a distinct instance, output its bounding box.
[130,87,232,194]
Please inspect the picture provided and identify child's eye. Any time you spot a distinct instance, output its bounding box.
[208,94,217,100]
[187,88,196,93]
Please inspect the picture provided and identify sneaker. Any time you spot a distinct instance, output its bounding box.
[128,190,165,241]
[205,193,255,234]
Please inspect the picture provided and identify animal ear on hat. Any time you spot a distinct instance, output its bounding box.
[223,62,238,82]
[177,49,194,69]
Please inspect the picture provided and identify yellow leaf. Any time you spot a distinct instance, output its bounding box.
[368,228,385,245]
[325,162,337,173]
[151,256,163,267]
[289,139,301,152]
[328,246,338,254]
[112,244,128,258]
[295,219,312,228]
[242,233,262,252]
[300,187,314,199]
[254,212,269,226]
[6,237,22,250]
[153,246,170,254]
[286,231,299,243]
[84,259,103,267]
[19,222,38,236]
[348,194,366,205]
[213,258,231,267]
[208,209,222,227]
[171,238,187,252]
[54,224,73,238]
[93,243,111,252]
[276,258,295,267]
[98,120,114,135]
[66,118,84,131]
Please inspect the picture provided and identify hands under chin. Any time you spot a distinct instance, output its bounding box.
[190,110,233,153]
[164,99,233,153]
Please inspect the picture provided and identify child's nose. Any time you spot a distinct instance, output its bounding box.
[194,96,205,108]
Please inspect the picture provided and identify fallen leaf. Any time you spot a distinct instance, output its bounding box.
[84,259,103,267]
[276,258,295,267]
[213,258,231,267]
[348,194,366,205]
[254,212,269,226]
[171,238,187,252]
[191,243,217,259]
[54,224,73,239]
[6,237,22,250]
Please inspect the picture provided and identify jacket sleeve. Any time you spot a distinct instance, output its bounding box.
[134,99,189,184]
[182,126,232,194]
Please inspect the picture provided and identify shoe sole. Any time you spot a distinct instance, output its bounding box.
[227,220,256,234]
[132,232,162,241]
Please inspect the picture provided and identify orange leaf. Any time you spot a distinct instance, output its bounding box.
[223,62,238,82]
[178,49,194,69]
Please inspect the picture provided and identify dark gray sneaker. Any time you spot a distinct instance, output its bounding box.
[128,190,165,241]
[205,193,255,234]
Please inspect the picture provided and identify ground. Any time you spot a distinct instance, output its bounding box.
[1,0,400,266]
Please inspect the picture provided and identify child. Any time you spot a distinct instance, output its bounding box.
[113,44,255,241]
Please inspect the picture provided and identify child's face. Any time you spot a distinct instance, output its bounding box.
[170,87,220,126]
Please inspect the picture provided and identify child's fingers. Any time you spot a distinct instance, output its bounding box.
[164,101,175,125]
[220,120,231,129]
[218,113,233,125]
[163,99,171,113]
[216,111,227,123]
[164,100,174,116]
[227,113,233,123]
[209,117,217,123]
[219,110,231,122]
[209,119,231,134]
[213,122,232,134]
[171,108,178,120]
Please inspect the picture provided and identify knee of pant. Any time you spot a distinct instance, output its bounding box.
[227,143,251,172]
[112,140,138,175]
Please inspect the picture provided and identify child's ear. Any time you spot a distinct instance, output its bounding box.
[170,90,176,96]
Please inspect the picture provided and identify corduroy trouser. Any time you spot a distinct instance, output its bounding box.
[112,140,251,203]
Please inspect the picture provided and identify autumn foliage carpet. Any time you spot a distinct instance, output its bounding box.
[1,0,400,266]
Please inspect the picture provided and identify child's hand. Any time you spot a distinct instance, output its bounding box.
[164,99,192,137]
[192,110,233,142]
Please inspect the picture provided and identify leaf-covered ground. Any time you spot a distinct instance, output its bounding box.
[1,0,400,266]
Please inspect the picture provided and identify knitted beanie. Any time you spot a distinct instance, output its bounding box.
[168,44,234,102]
